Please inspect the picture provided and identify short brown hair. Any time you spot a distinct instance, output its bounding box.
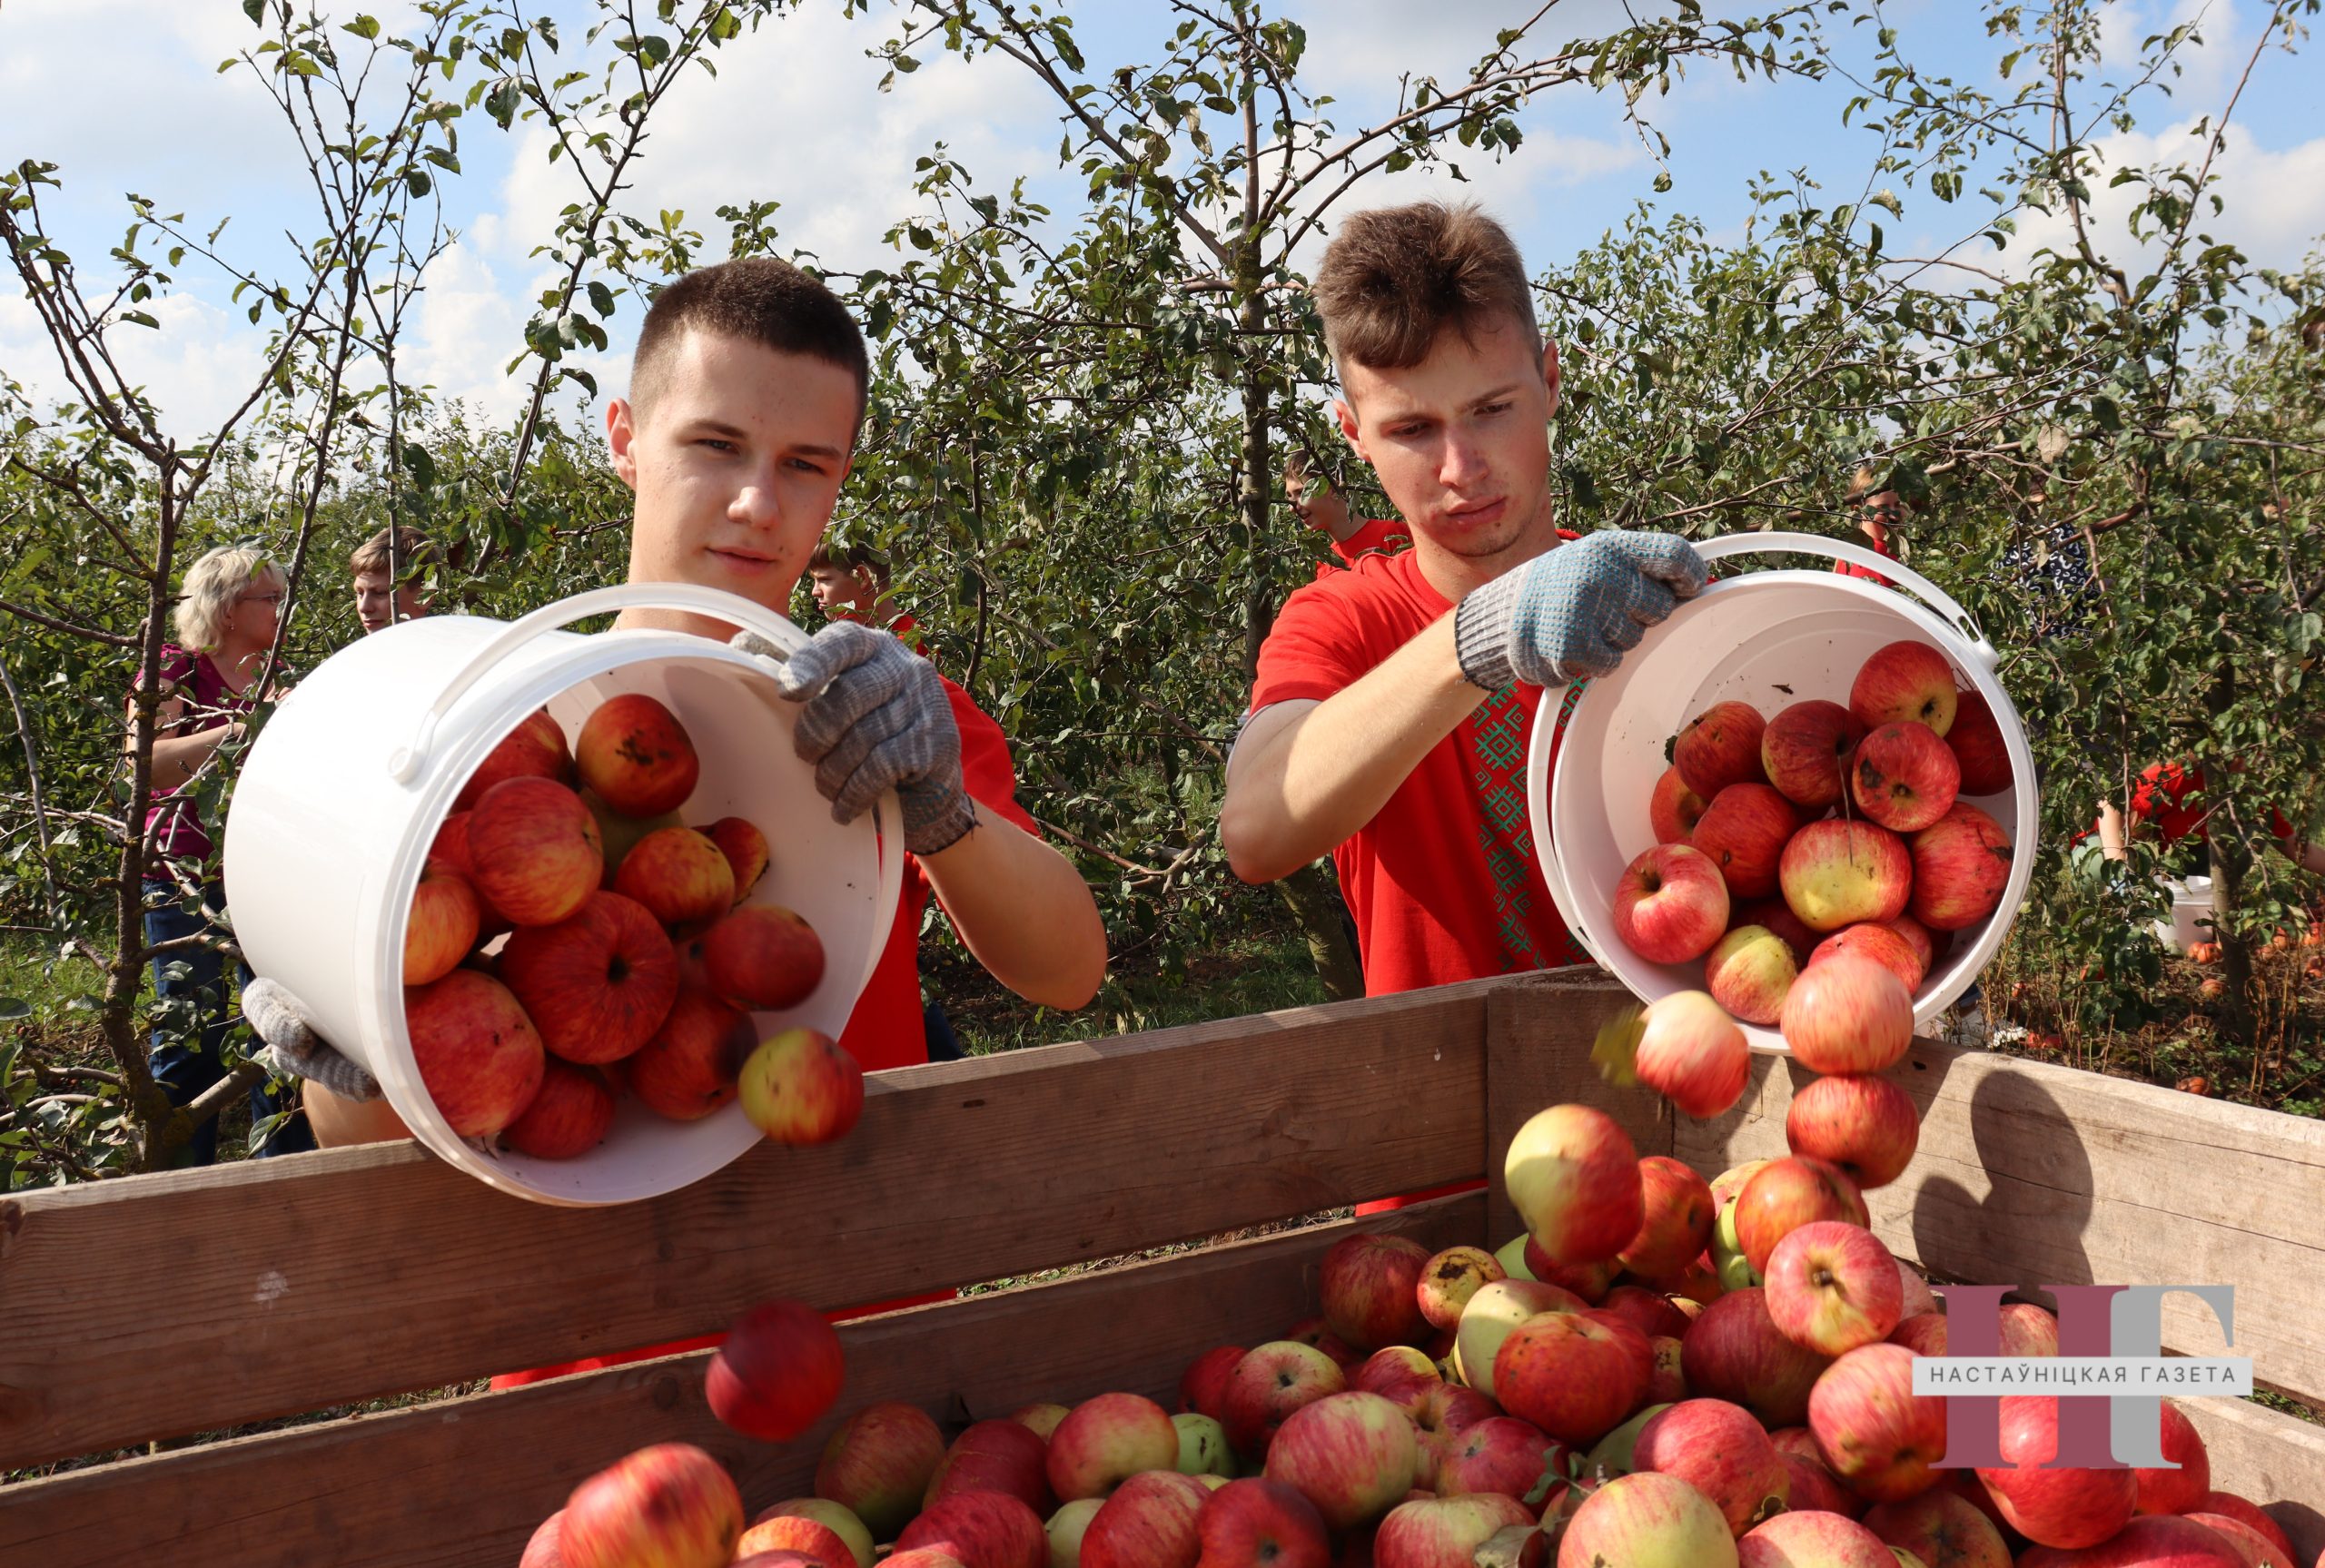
[807,538,891,588]
[631,257,870,434]
[349,526,442,584]
[1311,202,1538,371]
[1845,466,1917,513]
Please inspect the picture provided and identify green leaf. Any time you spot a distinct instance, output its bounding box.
[0,998,29,1022]
[345,15,380,41]
[589,280,617,317]
[405,169,431,198]
[242,0,265,23]
[120,310,160,329]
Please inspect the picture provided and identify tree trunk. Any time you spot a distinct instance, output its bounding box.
[1279,862,1366,1002]
[2203,666,2259,1048]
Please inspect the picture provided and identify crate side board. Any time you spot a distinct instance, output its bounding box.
[0,979,1499,1469]
[2175,1396,2325,1559]
[0,1197,1488,1568]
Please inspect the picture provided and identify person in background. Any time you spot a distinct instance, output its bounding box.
[1832,466,1907,588]
[131,545,313,1163]
[1285,446,1411,572]
[805,539,928,656]
[350,526,440,634]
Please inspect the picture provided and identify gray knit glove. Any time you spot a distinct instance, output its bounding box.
[732,622,976,855]
[1452,530,1708,689]
[243,978,381,1100]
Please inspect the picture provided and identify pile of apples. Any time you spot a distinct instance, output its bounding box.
[1615,638,2015,1031]
[511,1147,2310,1567]
[401,694,863,1159]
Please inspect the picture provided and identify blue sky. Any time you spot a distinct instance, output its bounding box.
[4,0,2319,439]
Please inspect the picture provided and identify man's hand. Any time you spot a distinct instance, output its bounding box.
[1451,530,1707,690]
[733,621,975,855]
[242,978,381,1100]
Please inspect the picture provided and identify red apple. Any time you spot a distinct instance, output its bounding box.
[522,1511,567,1568]
[1580,1307,1657,1399]
[406,868,481,985]
[1736,1158,1870,1276]
[1262,1391,1420,1533]
[427,810,516,941]
[1646,1336,1687,1405]
[752,1501,874,1568]
[561,1442,744,1568]
[1681,1287,1835,1431]
[886,1553,972,1568]
[1736,896,1820,968]
[587,790,684,887]
[578,692,701,818]
[707,815,771,902]
[1999,1303,2059,1356]
[1352,1346,1439,1405]
[1520,1246,1618,1305]
[2184,1513,2293,1568]
[1763,700,1868,813]
[1618,990,1752,1118]
[2196,1494,2296,1563]
[1779,1455,1863,1520]
[1885,914,1937,976]
[1553,1470,1737,1567]
[1785,1072,1922,1190]
[1650,765,1712,844]
[1322,1233,1433,1352]
[469,775,605,927]
[1449,1280,1587,1401]
[625,987,754,1120]
[896,1492,1047,1568]
[1850,642,1958,736]
[1374,1494,1534,1568]
[1049,1392,1182,1502]
[1492,1310,1646,1450]
[1222,1341,1348,1459]
[1634,1398,1789,1536]
[738,1516,856,1568]
[1192,1478,1332,1568]
[704,903,827,1011]
[1612,843,1732,964]
[1944,689,2013,796]
[1736,1512,1891,1566]
[925,1417,1054,1515]
[1012,1403,1069,1442]
[740,1027,865,1144]
[1676,701,1769,798]
[1780,820,1914,933]
[1618,1157,1717,1281]
[1861,1487,2013,1568]
[1782,956,1914,1074]
[1598,1286,1694,1343]
[2013,1516,2246,1566]
[1416,1247,1505,1332]
[1808,1344,1948,1504]
[1080,1470,1212,1568]
[1503,1104,1644,1266]
[1182,1346,1250,1421]
[501,1057,615,1159]
[2133,1402,2211,1516]
[1907,804,2013,932]
[456,706,572,811]
[405,968,546,1138]
[1405,1383,1497,1481]
[1706,925,1797,1026]
[816,1402,947,1541]
[500,891,680,1064]
[706,1297,845,1442]
[615,825,737,932]
[1283,1317,1365,1373]
[1888,1314,1947,1356]
[1811,922,1926,994]
[1431,1416,1565,1514]
[1851,722,1963,833]
[1693,784,1801,900]
[1896,1261,1937,1320]
[1765,1221,1904,1356]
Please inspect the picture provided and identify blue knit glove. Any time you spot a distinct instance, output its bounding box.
[1452,530,1707,689]
[732,622,977,855]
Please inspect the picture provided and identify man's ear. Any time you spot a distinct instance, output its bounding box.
[606,398,640,488]
[1541,339,1562,422]
[1332,396,1367,467]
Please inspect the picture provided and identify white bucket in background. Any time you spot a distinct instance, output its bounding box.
[223,584,903,1206]
[2152,875,2216,952]
[1527,532,2043,1053]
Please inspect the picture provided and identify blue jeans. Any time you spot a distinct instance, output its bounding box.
[142,881,312,1164]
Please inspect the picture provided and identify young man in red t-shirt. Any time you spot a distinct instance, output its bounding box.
[1221,202,1707,999]
[1831,468,1905,589]
[806,538,930,658]
[1287,449,1412,572]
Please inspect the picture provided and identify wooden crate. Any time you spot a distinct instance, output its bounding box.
[2,970,2320,1564]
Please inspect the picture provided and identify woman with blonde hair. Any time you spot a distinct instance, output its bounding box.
[127,545,312,1163]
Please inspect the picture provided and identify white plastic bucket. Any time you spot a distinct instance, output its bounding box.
[2152,875,2216,952]
[223,583,904,1205]
[1527,532,2041,1053]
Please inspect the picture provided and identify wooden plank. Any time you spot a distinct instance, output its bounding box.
[0,978,1499,1468]
[0,1196,1488,1568]
[1666,1036,2325,1405]
[2176,1396,2325,1559]
[1482,971,1678,1244]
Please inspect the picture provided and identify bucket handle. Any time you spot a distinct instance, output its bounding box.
[388,583,804,784]
[1694,531,1998,673]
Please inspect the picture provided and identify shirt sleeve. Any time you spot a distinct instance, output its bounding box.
[1251,575,1375,713]
[941,676,1039,837]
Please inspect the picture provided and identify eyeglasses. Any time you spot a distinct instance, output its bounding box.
[240,591,285,606]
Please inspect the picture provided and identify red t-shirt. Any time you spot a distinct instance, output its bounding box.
[835,607,930,660]
[1832,531,1899,588]
[2128,762,2297,844]
[1249,544,1591,997]
[1328,518,1413,571]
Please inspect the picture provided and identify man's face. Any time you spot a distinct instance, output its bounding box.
[352,569,427,634]
[608,329,856,629]
[806,562,873,613]
[1859,490,1904,543]
[1334,314,1559,567]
